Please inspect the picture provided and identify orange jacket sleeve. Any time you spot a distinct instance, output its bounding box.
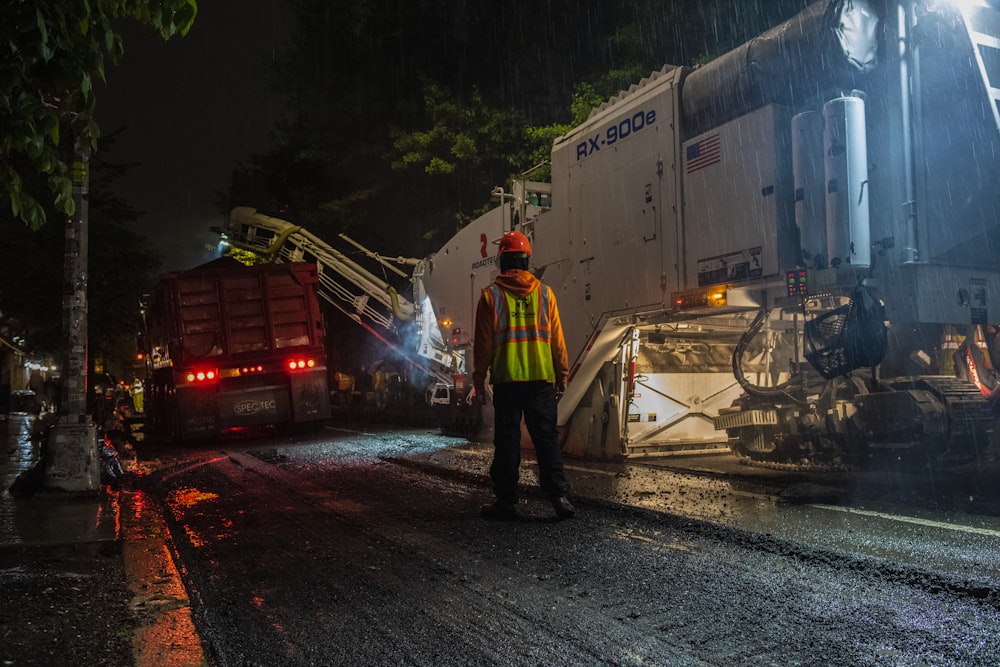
[472,289,494,393]
[546,285,570,388]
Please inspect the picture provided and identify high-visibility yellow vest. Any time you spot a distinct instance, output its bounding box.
[488,284,556,383]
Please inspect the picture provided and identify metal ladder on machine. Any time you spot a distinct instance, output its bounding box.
[958,1,1000,133]
[220,207,461,387]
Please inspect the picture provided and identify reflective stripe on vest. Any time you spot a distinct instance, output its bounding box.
[488,284,555,383]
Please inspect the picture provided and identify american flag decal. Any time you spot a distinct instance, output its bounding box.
[686,134,721,173]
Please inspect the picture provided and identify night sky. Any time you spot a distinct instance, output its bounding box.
[97,1,293,273]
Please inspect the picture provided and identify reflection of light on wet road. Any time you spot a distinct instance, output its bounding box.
[96,489,122,538]
[1,415,40,500]
[811,504,1000,538]
[249,593,287,634]
[183,525,207,548]
[167,487,220,509]
[122,489,155,542]
[166,487,225,548]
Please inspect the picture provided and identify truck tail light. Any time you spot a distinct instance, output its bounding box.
[185,369,218,383]
[450,327,470,348]
[287,358,317,371]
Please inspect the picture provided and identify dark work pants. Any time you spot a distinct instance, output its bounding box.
[490,381,570,505]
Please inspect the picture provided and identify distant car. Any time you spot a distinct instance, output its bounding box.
[10,390,42,415]
[426,383,451,406]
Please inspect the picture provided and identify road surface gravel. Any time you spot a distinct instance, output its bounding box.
[140,432,1000,667]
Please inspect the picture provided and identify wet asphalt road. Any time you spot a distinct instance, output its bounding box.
[139,427,1000,666]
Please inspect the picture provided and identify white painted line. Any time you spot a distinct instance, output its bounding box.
[811,504,1000,538]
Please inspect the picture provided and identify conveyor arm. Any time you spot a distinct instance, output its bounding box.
[220,207,460,385]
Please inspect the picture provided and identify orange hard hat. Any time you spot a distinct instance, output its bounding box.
[497,231,531,256]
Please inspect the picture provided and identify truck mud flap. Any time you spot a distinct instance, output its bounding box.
[175,386,219,440]
[290,371,332,422]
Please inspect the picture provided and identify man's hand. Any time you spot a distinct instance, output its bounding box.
[473,386,488,406]
[555,383,566,401]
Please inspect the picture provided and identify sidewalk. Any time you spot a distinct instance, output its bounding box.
[0,413,206,667]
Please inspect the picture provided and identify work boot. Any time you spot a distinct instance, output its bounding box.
[551,496,576,519]
[480,501,518,521]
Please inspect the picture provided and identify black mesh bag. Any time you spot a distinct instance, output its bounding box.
[804,284,887,379]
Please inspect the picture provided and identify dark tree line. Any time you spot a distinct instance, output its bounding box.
[226,0,811,257]
[0,133,160,381]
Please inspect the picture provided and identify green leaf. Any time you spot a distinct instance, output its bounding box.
[176,0,199,37]
[426,157,454,175]
[37,151,52,174]
[26,130,43,160]
[51,174,73,213]
[21,197,46,231]
[35,8,49,49]
[86,118,100,144]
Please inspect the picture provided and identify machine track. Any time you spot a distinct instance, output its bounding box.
[880,375,995,457]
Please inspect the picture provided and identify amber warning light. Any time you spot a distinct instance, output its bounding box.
[670,286,727,310]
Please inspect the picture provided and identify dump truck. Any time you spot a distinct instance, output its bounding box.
[143,259,331,440]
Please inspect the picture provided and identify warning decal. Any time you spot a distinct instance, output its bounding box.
[697,247,763,286]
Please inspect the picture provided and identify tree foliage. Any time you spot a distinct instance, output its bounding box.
[227,0,811,256]
[1,0,197,229]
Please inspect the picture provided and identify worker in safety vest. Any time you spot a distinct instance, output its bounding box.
[473,230,575,520]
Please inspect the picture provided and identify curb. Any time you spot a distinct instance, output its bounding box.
[119,489,208,667]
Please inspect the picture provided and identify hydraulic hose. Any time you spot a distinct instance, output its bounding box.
[732,309,808,405]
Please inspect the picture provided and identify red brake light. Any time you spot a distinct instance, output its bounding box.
[185,369,218,384]
[287,358,317,371]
